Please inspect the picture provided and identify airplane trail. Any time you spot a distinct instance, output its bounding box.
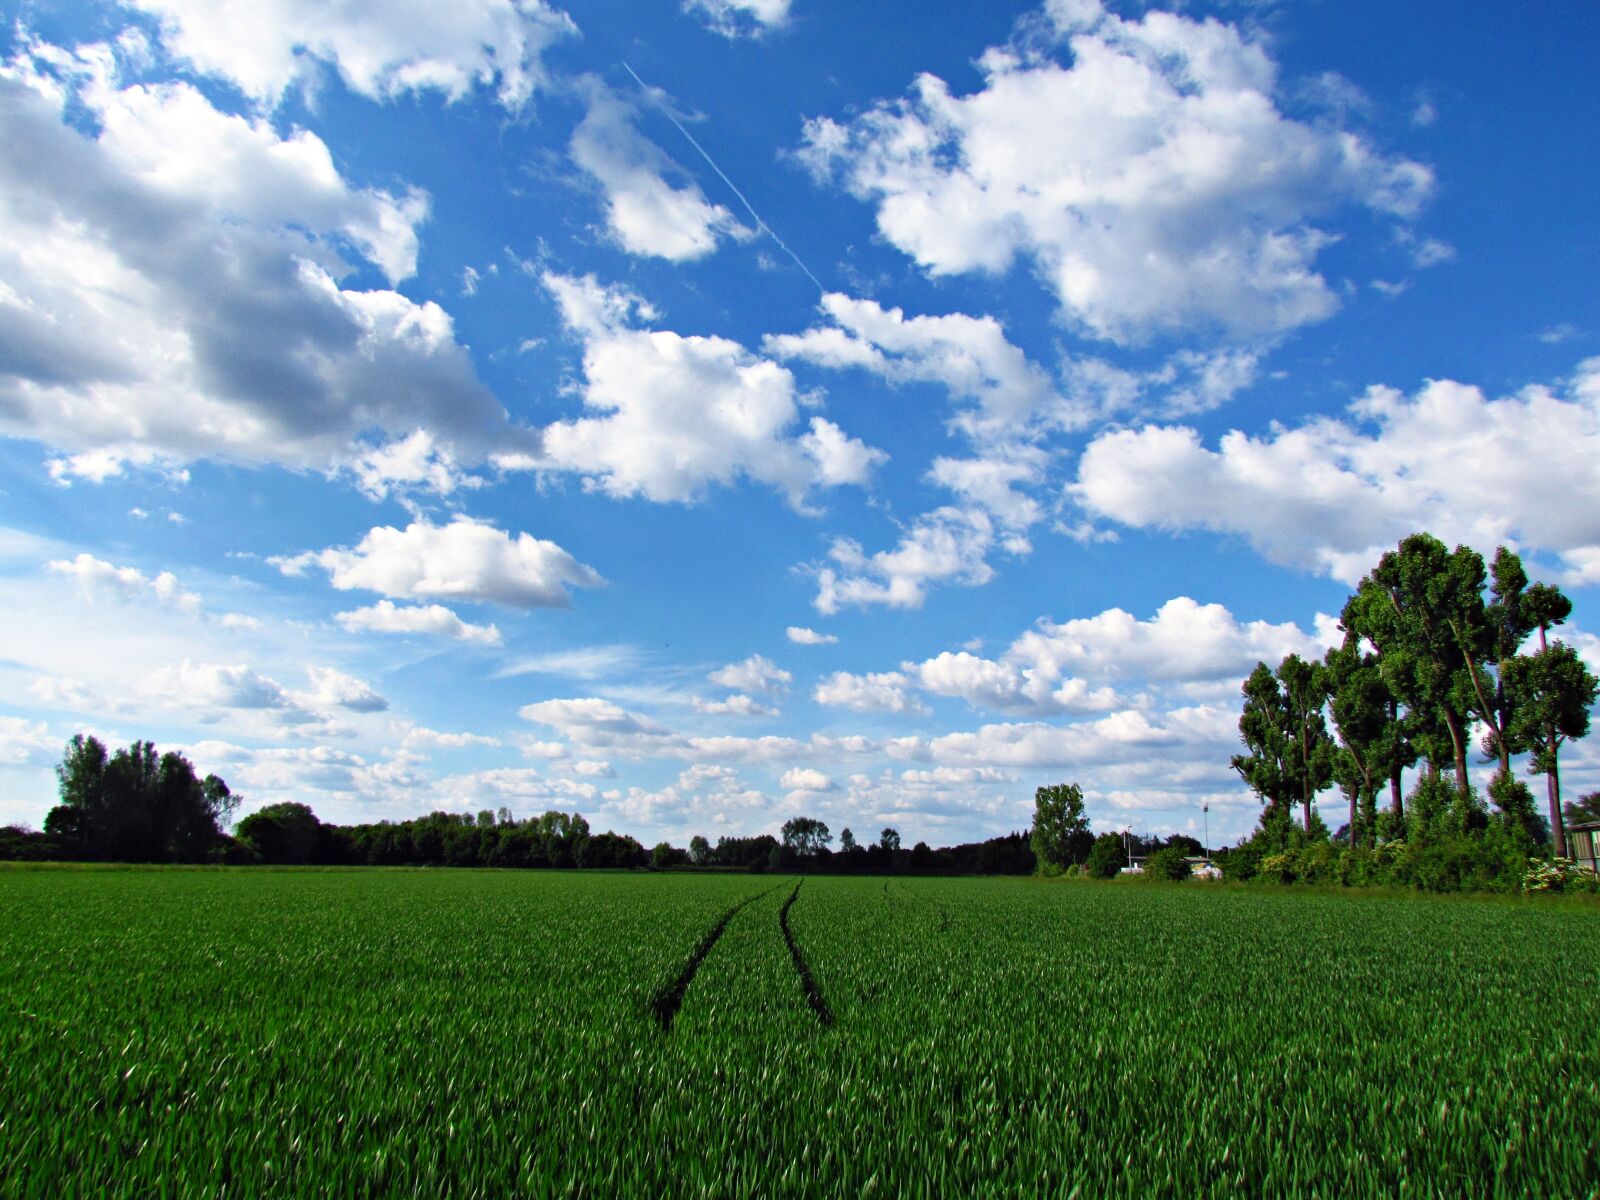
[620,61,826,296]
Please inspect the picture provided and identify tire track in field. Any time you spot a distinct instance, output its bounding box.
[649,883,782,1031]
[779,882,835,1028]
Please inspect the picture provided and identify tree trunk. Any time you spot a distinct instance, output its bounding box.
[1348,787,1357,845]
[1547,736,1567,858]
[1390,765,1404,822]
[1442,709,1470,797]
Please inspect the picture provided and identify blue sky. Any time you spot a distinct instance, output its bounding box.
[1,0,1597,848]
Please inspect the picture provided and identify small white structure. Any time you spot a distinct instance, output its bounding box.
[1187,857,1223,880]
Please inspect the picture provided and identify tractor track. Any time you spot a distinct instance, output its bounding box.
[779,882,835,1028]
[648,882,782,1031]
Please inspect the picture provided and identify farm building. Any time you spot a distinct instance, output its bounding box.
[1569,822,1600,873]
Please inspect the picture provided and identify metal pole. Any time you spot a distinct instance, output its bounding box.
[1202,803,1210,861]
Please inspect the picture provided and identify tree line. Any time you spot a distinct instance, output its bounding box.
[1222,532,1598,891]
[2,739,1036,874]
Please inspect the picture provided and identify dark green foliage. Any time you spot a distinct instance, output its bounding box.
[1085,832,1125,879]
[1029,782,1090,870]
[1231,533,1598,894]
[780,815,831,858]
[1565,791,1600,825]
[650,841,690,870]
[236,802,322,864]
[1143,843,1192,881]
[1504,640,1597,855]
[46,735,237,863]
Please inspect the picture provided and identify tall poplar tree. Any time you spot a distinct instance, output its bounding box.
[1505,643,1598,858]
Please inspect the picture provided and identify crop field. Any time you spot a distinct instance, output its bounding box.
[2,868,1598,1197]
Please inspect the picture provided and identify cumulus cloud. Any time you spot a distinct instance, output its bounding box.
[46,554,200,613]
[404,726,503,751]
[787,626,838,645]
[531,273,883,507]
[518,697,680,752]
[813,670,928,715]
[518,695,811,765]
[896,597,1330,717]
[780,766,832,791]
[766,293,1059,441]
[926,450,1048,532]
[0,715,58,767]
[142,660,293,710]
[1071,358,1600,583]
[814,507,1009,613]
[799,0,1431,342]
[298,666,388,713]
[708,653,792,694]
[334,600,502,645]
[274,515,603,608]
[436,769,599,808]
[0,41,529,482]
[127,0,576,110]
[693,693,780,718]
[684,0,790,39]
[570,78,745,261]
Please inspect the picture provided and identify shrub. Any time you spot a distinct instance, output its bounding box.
[1144,844,1191,881]
[1085,834,1125,880]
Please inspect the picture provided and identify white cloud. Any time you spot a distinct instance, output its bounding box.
[684,0,791,39]
[518,697,679,752]
[780,767,832,797]
[535,273,882,507]
[517,695,811,766]
[570,78,745,262]
[1013,596,1329,683]
[275,515,603,608]
[128,0,577,110]
[347,430,481,501]
[0,43,528,481]
[142,660,293,710]
[1072,358,1600,583]
[926,450,1047,531]
[0,716,58,768]
[766,293,1059,441]
[46,554,200,614]
[708,653,792,694]
[335,600,502,645]
[787,626,838,645]
[298,666,388,713]
[404,726,502,751]
[496,644,639,679]
[900,766,1014,785]
[693,693,780,717]
[800,0,1431,342]
[814,507,1004,613]
[436,768,600,810]
[813,670,927,715]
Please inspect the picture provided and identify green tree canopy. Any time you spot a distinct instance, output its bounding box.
[47,735,237,863]
[1030,783,1090,871]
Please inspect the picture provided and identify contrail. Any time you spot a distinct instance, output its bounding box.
[621,61,826,296]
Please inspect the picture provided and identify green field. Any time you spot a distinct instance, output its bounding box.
[2,868,1597,1197]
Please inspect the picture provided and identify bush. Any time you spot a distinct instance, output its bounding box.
[650,842,688,870]
[1523,858,1600,895]
[1085,833,1125,880]
[1144,845,1191,881]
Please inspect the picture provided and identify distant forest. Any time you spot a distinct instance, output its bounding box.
[5,737,1146,874]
